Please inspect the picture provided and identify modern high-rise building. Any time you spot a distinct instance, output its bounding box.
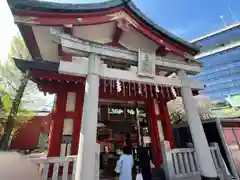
[191,23,240,102]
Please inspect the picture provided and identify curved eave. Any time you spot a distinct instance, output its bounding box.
[8,0,199,55]
[126,2,200,54]
[13,58,59,73]
[13,58,84,84]
[7,0,128,13]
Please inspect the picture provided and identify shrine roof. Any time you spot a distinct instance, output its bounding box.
[8,0,199,55]
[13,58,59,73]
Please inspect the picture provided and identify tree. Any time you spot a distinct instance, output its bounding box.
[0,73,30,149]
[0,35,35,150]
[167,95,215,124]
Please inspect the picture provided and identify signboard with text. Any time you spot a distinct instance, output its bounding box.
[138,49,156,78]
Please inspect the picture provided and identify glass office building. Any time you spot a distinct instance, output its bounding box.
[191,23,240,101]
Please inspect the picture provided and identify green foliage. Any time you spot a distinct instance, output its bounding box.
[1,92,35,121]
[0,36,30,96]
[0,35,34,140]
[9,36,32,60]
[226,94,240,107]
[167,96,215,124]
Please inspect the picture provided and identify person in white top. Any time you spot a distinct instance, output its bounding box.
[115,146,134,180]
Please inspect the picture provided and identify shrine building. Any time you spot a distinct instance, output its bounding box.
[7,0,221,180]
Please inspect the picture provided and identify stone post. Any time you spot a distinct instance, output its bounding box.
[75,53,101,180]
[161,141,175,180]
[178,70,219,180]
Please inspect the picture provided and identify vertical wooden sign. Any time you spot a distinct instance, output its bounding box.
[138,49,156,78]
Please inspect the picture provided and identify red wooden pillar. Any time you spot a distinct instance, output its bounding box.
[147,99,162,168]
[48,91,67,157]
[159,98,175,149]
[71,87,84,155]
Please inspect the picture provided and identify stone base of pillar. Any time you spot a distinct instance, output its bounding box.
[201,176,220,180]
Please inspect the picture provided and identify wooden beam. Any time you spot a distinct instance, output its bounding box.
[13,9,197,57]
[18,24,42,60]
[164,72,173,77]
[51,28,202,74]
[57,26,73,61]
[112,25,123,43]
[156,45,169,57]
[104,42,127,49]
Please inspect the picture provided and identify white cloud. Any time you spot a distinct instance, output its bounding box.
[169,27,192,37]
[168,20,203,39]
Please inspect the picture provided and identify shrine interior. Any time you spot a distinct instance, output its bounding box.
[97,100,152,178]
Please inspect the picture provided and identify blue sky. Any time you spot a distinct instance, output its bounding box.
[52,0,240,40]
[133,0,240,40]
[0,0,240,60]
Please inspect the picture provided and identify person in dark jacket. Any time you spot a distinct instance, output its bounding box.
[138,146,152,180]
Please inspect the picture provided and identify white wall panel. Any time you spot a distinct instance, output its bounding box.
[66,92,76,112]
[62,118,73,135]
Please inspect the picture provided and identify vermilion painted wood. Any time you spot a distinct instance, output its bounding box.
[63,27,73,61]
[104,42,127,49]
[156,46,169,56]
[158,95,175,149]
[48,91,67,157]
[14,7,193,58]
[58,45,72,62]
[10,116,52,149]
[112,25,124,43]
[18,24,42,59]
[31,70,177,165]
[71,87,84,155]
[31,70,85,83]
[147,99,162,167]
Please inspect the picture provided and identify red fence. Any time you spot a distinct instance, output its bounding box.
[223,127,240,174]
[10,115,51,150]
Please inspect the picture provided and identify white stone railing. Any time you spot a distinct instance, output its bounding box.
[170,147,201,179]
[29,143,100,180]
[30,156,77,180]
[161,141,230,180]
[209,142,232,179]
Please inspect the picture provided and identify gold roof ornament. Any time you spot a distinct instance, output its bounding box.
[108,11,139,28]
[14,16,40,24]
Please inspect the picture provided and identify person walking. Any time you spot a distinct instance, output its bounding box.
[115,146,134,180]
[139,147,152,180]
